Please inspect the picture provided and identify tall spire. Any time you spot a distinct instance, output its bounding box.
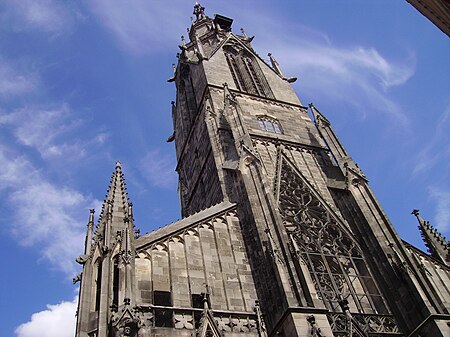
[412,209,449,265]
[96,160,133,243]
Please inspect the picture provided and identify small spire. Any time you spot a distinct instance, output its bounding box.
[128,202,134,221]
[115,160,121,169]
[240,27,248,38]
[309,103,331,127]
[412,209,449,265]
[268,53,283,76]
[84,209,95,254]
[268,53,296,82]
[88,208,95,225]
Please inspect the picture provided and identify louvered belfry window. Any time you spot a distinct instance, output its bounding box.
[224,45,274,99]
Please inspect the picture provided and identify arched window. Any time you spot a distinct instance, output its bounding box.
[224,45,274,99]
[278,160,388,315]
[257,116,282,134]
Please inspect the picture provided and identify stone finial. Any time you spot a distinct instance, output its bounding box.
[193,2,206,21]
[88,208,95,225]
[240,27,248,38]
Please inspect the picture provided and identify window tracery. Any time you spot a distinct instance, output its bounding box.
[278,159,387,315]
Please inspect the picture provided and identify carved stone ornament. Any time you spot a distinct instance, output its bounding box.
[306,315,323,337]
[110,306,144,337]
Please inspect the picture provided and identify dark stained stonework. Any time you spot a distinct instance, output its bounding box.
[407,0,450,37]
[75,4,450,337]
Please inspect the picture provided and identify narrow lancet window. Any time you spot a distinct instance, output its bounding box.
[94,261,102,312]
[224,45,274,99]
[112,258,119,309]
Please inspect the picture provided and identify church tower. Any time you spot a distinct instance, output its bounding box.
[74,4,450,337]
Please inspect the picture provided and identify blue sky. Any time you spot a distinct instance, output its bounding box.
[0,1,448,336]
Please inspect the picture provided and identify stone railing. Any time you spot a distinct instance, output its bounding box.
[327,312,403,336]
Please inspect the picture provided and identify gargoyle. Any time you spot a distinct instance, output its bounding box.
[76,254,89,264]
[73,272,82,284]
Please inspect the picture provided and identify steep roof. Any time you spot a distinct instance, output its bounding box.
[136,201,236,249]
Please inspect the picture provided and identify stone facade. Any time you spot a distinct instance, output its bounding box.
[74,4,450,337]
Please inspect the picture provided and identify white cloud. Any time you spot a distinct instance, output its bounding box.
[0,62,38,97]
[10,182,93,275]
[0,104,108,161]
[140,149,177,189]
[0,146,100,276]
[15,297,77,337]
[0,147,38,189]
[429,187,450,234]
[4,0,80,34]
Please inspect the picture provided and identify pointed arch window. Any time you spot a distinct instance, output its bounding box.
[112,257,120,309]
[257,116,282,134]
[224,45,274,99]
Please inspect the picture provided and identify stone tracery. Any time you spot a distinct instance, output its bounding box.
[277,157,399,335]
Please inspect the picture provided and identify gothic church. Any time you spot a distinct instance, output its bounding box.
[74,4,450,337]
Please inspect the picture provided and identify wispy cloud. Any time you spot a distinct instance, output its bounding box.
[139,149,177,189]
[15,297,77,337]
[256,29,415,125]
[86,0,188,54]
[3,0,81,35]
[0,61,38,98]
[428,187,450,233]
[0,146,100,276]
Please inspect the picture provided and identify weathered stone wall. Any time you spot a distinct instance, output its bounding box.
[134,205,259,335]
[176,105,223,216]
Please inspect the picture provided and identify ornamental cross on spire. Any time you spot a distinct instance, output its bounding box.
[193,2,205,21]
